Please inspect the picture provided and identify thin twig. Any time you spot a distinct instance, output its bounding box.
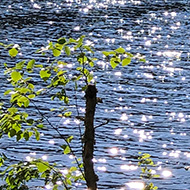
[94,119,110,129]
[30,100,85,179]
[74,90,83,147]
[34,160,69,190]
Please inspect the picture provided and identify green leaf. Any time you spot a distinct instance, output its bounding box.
[8,107,18,114]
[37,124,44,128]
[35,130,40,141]
[11,71,22,82]
[83,45,94,53]
[122,57,131,66]
[77,55,87,64]
[57,38,66,44]
[19,87,30,94]
[66,136,73,143]
[139,58,146,62]
[28,94,35,99]
[68,38,77,43]
[29,131,33,138]
[53,185,58,190]
[126,52,134,57]
[36,162,49,173]
[18,96,30,107]
[27,59,35,71]
[22,112,28,119]
[115,47,125,54]
[142,153,150,159]
[87,73,93,83]
[64,97,69,104]
[15,61,25,69]
[16,130,23,141]
[34,64,43,68]
[9,48,18,57]
[24,131,30,141]
[66,178,72,185]
[60,144,67,150]
[8,129,16,138]
[11,93,20,103]
[0,42,6,47]
[36,88,45,95]
[40,70,51,81]
[89,61,94,67]
[64,46,71,56]
[110,59,118,69]
[4,89,12,95]
[153,174,160,178]
[64,146,71,154]
[27,119,34,125]
[69,166,77,172]
[55,43,64,50]
[64,111,72,117]
[28,83,34,90]
[24,99,30,107]
[102,51,116,56]
[74,36,85,50]
[57,61,67,66]
[53,48,61,57]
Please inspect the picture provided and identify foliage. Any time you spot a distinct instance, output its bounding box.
[0,158,83,190]
[0,153,7,167]
[138,153,160,190]
[0,36,143,189]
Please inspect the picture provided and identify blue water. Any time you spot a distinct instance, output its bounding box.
[1,0,190,189]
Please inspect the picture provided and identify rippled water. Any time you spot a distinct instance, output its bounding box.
[1,0,190,189]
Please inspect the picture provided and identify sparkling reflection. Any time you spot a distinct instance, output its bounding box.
[33,3,41,9]
[48,140,55,144]
[163,51,181,58]
[42,155,48,160]
[115,71,122,76]
[3,0,190,189]
[45,184,52,189]
[126,181,145,190]
[171,12,177,17]
[169,151,179,158]
[56,181,62,185]
[114,128,122,135]
[109,147,118,155]
[26,156,33,162]
[60,169,69,176]
[120,164,138,171]
[97,166,107,171]
[120,113,128,121]
[98,158,107,163]
[145,40,151,46]
[73,26,80,31]
[162,170,172,178]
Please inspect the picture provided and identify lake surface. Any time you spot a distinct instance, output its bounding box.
[1,0,190,189]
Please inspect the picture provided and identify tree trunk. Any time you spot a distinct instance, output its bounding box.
[83,84,98,190]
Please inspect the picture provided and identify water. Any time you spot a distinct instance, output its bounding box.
[1,0,190,189]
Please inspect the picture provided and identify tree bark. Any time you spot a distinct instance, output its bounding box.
[83,84,98,190]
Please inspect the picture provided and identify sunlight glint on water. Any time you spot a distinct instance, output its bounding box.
[126,181,145,190]
[2,0,190,189]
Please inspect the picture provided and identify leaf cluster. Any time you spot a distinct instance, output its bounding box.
[0,159,67,190]
[103,47,145,69]
[138,153,160,190]
[0,35,145,189]
[0,105,41,141]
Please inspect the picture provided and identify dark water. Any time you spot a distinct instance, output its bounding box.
[1,0,190,189]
